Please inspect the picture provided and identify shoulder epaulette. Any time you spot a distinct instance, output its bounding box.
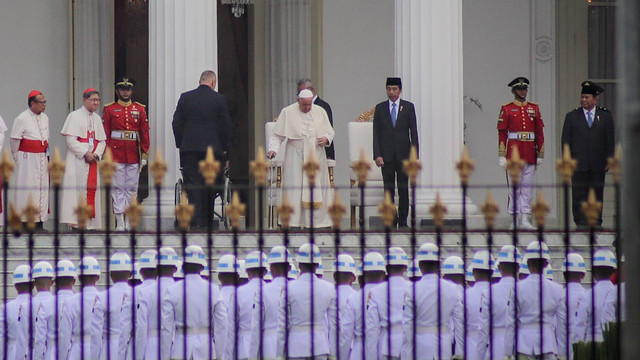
[597,106,609,112]
[502,101,513,107]
[103,101,115,107]
[528,101,538,105]
[134,102,146,108]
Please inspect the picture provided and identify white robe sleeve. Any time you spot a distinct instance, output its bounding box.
[66,135,89,159]
[268,134,284,154]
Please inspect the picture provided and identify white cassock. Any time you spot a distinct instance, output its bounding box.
[10,109,50,222]
[60,106,106,229]
[268,103,335,228]
[0,114,8,227]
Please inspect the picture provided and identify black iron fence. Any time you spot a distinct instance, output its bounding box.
[0,145,624,360]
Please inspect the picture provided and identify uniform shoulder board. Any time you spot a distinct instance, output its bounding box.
[134,102,146,108]
[597,106,609,112]
[502,101,513,107]
[103,101,115,107]
[528,101,538,105]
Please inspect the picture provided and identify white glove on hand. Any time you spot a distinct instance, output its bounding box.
[536,158,543,166]
[141,159,148,167]
[499,157,507,168]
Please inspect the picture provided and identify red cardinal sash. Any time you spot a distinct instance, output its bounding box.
[18,139,48,153]
[77,131,98,218]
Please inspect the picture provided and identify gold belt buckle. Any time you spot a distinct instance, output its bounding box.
[520,133,526,140]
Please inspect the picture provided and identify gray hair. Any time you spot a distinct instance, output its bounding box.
[200,70,217,83]
[297,78,313,88]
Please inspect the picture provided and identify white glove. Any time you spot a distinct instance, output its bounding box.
[141,159,148,167]
[499,157,507,168]
[536,158,543,166]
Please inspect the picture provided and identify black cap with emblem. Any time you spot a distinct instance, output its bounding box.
[580,81,604,96]
[508,77,529,90]
[115,76,135,89]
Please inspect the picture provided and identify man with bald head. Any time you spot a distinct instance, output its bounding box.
[172,70,232,230]
[267,89,335,228]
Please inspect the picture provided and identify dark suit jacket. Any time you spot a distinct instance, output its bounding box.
[172,84,232,155]
[561,106,615,172]
[372,99,419,162]
[314,97,334,160]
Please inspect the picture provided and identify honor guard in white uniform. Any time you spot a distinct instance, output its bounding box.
[249,246,292,360]
[26,261,54,360]
[366,247,411,359]
[602,254,625,326]
[478,245,521,360]
[35,260,76,360]
[277,243,338,359]
[137,250,158,290]
[161,245,227,360]
[442,256,465,295]
[228,251,267,359]
[94,253,133,360]
[407,259,422,283]
[505,241,566,359]
[59,257,104,360]
[216,254,239,360]
[333,254,357,311]
[401,243,464,360]
[465,251,495,360]
[0,265,31,360]
[558,253,586,359]
[135,246,178,360]
[339,251,386,360]
[573,249,616,343]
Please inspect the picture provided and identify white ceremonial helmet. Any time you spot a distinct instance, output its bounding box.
[296,243,322,265]
[288,262,299,280]
[110,252,133,272]
[12,264,31,284]
[78,256,101,276]
[593,249,617,269]
[562,253,587,274]
[362,252,387,273]
[525,241,551,260]
[497,245,522,264]
[333,254,357,276]
[157,246,180,267]
[238,260,248,279]
[138,250,158,269]
[407,259,422,278]
[244,251,269,270]
[465,265,475,282]
[268,245,293,265]
[184,245,207,266]
[216,254,239,274]
[416,243,439,262]
[386,247,409,266]
[441,256,465,275]
[545,264,554,281]
[471,250,495,271]
[174,261,185,278]
[32,261,54,279]
[56,260,77,278]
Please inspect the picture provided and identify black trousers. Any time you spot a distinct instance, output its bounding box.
[571,170,606,226]
[180,151,224,228]
[381,156,409,225]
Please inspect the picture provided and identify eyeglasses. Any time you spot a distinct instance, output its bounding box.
[35,101,47,105]
[86,98,101,102]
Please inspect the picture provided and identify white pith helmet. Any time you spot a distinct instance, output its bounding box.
[32,261,54,279]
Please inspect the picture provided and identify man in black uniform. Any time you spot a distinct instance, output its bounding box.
[561,81,615,228]
[296,78,335,160]
[172,70,232,229]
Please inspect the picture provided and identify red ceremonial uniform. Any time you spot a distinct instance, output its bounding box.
[102,100,150,164]
[497,100,545,165]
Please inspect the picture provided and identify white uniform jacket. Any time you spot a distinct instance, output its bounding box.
[477,277,514,360]
[134,277,174,360]
[94,282,132,360]
[339,284,376,360]
[59,286,104,360]
[249,276,286,360]
[573,279,614,343]
[0,293,30,360]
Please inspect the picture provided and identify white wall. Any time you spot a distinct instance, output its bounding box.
[322,0,395,215]
[0,0,70,154]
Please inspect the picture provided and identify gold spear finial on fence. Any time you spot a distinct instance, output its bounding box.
[328,192,346,230]
[0,150,15,183]
[175,192,195,231]
[532,191,550,228]
[456,146,475,186]
[199,146,221,186]
[351,148,370,186]
[277,193,294,230]
[125,197,143,230]
[149,148,168,187]
[23,195,39,231]
[8,204,22,233]
[506,146,525,185]
[74,196,92,230]
[379,191,398,229]
[99,148,116,186]
[607,144,622,184]
[481,190,500,229]
[302,149,320,186]
[403,146,422,186]
[557,144,577,184]
[581,188,602,228]
[48,147,66,187]
[226,191,246,229]
[429,192,447,229]
[250,147,269,187]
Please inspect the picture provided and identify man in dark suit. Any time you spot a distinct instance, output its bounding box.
[297,79,335,160]
[172,70,232,229]
[372,77,419,228]
[561,81,615,228]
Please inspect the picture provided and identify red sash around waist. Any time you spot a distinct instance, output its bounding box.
[78,131,98,219]
[19,139,48,153]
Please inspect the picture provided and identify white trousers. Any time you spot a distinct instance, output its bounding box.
[112,163,139,214]
[507,163,535,214]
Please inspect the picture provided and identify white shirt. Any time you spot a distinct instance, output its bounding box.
[388,99,400,117]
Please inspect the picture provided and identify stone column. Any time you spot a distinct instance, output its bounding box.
[395,0,475,216]
[145,0,218,229]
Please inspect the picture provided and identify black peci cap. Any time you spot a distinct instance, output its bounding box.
[386,77,402,89]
